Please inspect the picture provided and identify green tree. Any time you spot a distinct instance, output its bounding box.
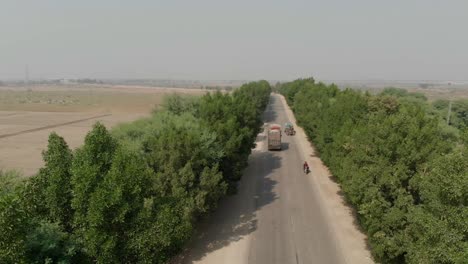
[197,90,260,190]
[143,112,226,214]
[407,151,468,263]
[160,93,199,116]
[20,173,49,220]
[39,132,74,231]
[25,221,83,264]
[0,81,271,263]
[84,146,152,262]
[0,171,28,263]
[279,78,464,263]
[128,198,192,263]
[71,122,117,233]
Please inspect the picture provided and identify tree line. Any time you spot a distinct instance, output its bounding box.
[0,81,271,263]
[279,78,467,263]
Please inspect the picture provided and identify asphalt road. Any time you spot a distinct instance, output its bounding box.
[174,94,371,264]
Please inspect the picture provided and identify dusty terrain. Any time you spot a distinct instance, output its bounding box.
[330,80,468,101]
[406,87,468,101]
[0,84,205,176]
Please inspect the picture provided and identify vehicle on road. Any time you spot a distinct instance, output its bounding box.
[284,122,296,136]
[303,161,310,174]
[268,123,282,150]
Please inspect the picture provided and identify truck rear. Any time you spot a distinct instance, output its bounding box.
[268,124,282,150]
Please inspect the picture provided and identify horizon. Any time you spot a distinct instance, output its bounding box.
[3,77,468,83]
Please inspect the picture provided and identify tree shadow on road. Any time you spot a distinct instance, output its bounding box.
[172,151,282,263]
[262,96,279,124]
[281,142,289,150]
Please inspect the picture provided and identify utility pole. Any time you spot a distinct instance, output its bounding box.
[446,100,452,125]
[25,64,29,85]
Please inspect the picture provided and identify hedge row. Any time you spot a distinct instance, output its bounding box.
[279,78,467,263]
[0,81,271,263]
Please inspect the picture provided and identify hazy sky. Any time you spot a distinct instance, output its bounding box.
[1,0,467,81]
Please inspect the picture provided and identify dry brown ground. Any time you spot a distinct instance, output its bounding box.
[407,87,468,101]
[0,84,206,176]
[361,85,468,101]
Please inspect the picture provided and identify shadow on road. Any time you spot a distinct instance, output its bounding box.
[173,151,282,263]
[263,97,279,123]
[281,142,289,150]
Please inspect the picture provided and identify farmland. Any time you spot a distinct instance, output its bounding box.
[329,80,468,101]
[0,85,205,176]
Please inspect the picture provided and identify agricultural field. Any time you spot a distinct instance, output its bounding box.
[406,86,468,101]
[0,85,205,176]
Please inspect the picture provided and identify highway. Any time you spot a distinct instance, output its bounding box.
[175,94,373,264]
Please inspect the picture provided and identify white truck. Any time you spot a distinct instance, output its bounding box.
[268,124,282,150]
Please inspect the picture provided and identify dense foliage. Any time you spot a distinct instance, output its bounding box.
[432,98,468,130]
[0,81,271,263]
[279,78,467,263]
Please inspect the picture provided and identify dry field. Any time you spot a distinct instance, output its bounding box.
[335,81,468,101]
[406,87,468,101]
[0,84,205,176]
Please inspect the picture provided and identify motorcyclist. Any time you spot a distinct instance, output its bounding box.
[303,161,309,174]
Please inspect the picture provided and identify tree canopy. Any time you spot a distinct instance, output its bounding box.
[0,81,271,263]
[279,78,467,263]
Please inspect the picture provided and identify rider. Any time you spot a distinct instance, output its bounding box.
[303,161,309,173]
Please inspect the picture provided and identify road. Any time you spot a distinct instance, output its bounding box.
[174,94,373,264]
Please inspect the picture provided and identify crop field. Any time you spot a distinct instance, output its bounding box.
[0,85,205,176]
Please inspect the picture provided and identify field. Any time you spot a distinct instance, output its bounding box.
[406,86,468,101]
[330,80,468,101]
[0,84,205,176]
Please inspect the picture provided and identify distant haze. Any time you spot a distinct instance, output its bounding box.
[1,0,467,81]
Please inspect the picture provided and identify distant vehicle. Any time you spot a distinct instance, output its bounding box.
[284,122,296,136]
[268,124,282,150]
[303,161,310,174]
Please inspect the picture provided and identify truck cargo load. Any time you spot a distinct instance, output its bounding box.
[268,124,282,150]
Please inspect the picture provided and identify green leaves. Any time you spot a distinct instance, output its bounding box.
[160,93,199,116]
[196,82,271,190]
[71,122,117,231]
[279,79,467,263]
[25,221,81,264]
[0,82,271,263]
[84,147,152,262]
[0,172,28,263]
[40,132,74,231]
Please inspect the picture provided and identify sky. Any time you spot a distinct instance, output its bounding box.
[1,0,467,81]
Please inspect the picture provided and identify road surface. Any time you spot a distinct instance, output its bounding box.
[174,94,373,264]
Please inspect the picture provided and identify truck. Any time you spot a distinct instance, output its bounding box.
[268,124,282,150]
[284,122,296,136]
